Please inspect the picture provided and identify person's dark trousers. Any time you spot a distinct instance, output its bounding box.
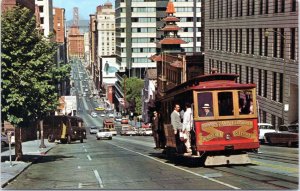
[175,130,185,154]
[159,131,166,149]
[153,130,160,148]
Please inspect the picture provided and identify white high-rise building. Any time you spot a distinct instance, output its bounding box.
[115,0,202,78]
[35,0,53,37]
[97,1,115,58]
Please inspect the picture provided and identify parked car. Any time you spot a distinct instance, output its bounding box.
[91,112,97,118]
[96,128,112,140]
[264,124,298,147]
[1,133,9,147]
[115,116,122,122]
[108,113,114,118]
[121,118,129,124]
[144,128,153,136]
[89,126,98,134]
[258,123,276,143]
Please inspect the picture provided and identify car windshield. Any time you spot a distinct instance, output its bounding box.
[91,127,97,129]
[288,125,298,133]
[259,125,274,129]
[100,129,110,132]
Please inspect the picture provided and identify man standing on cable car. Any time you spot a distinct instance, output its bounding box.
[171,103,183,153]
[183,102,193,153]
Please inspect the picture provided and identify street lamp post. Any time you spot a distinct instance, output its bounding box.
[264,28,286,125]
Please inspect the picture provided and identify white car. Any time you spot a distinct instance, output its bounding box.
[108,113,114,118]
[96,129,112,140]
[89,126,98,134]
[91,112,97,118]
[258,123,276,143]
[144,128,153,136]
[100,113,105,117]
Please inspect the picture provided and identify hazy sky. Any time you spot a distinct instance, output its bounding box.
[53,0,113,21]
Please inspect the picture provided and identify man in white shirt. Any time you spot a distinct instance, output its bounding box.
[183,102,193,153]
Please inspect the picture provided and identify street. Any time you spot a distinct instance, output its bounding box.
[2,60,298,190]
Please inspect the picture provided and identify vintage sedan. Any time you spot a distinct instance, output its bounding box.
[96,128,112,140]
[264,124,298,147]
[89,126,98,134]
[258,123,276,143]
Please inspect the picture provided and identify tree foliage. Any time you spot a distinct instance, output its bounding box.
[122,77,144,114]
[1,6,69,126]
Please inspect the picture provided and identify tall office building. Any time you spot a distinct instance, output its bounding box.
[115,0,201,78]
[205,1,298,126]
[35,0,53,37]
[96,1,115,57]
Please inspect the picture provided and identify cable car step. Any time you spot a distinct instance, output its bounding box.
[205,153,251,166]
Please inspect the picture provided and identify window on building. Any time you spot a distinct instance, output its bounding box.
[258,69,262,96]
[247,0,250,15]
[226,29,228,51]
[220,0,223,18]
[229,29,232,52]
[229,63,232,73]
[239,29,242,53]
[264,70,268,97]
[40,17,44,24]
[279,73,283,103]
[251,28,254,54]
[246,66,249,83]
[250,67,254,83]
[212,29,215,49]
[235,29,238,52]
[240,0,243,16]
[272,72,277,101]
[217,0,220,18]
[236,0,239,17]
[252,0,255,15]
[271,114,276,125]
[264,30,268,56]
[259,28,262,55]
[291,28,296,60]
[262,110,267,123]
[246,29,249,54]
[280,28,284,59]
[239,65,242,83]
[230,0,232,17]
[260,0,263,14]
[281,0,285,12]
[273,28,278,57]
[39,6,43,13]
[217,29,219,50]
[292,0,297,12]
[265,0,269,14]
[209,29,212,49]
[226,0,229,17]
[274,0,278,13]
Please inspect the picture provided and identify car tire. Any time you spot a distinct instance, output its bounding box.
[109,137,112,140]
[48,135,55,142]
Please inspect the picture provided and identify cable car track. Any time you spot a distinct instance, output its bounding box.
[248,152,298,164]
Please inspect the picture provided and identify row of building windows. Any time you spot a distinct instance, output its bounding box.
[131,17,156,22]
[209,59,284,103]
[132,27,156,33]
[132,48,156,53]
[132,38,155,43]
[176,7,201,12]
[120,7,201,13]
[132,57,154,63]
[209,0,297,19]
[209,28,297,60]
[100,23,115,29]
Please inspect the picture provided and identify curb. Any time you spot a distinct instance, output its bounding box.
[1,146,55,188]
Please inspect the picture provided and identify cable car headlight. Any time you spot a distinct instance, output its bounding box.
[225,133,231,140]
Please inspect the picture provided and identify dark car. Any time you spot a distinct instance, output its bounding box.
[264,124,298,147]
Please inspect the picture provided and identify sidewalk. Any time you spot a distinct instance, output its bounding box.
[1,139,56,188]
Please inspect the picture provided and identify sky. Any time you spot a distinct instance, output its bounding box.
[53,0,113,21]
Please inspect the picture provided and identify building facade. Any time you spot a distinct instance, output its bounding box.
[68,26,84,58]
[96,2,115,57]
[205,0,298,126]
[2,0,35,12]
[35,0,53,37]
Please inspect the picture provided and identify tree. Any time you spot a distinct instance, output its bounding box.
[1,6,69,160]
[122,77,144,115]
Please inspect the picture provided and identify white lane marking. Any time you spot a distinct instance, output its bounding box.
[93,170,104,188]
[78,166,81,169]
[87,155,92,161]
[84,148,87,152]
[107,142,241,190]
[78,183,82,188]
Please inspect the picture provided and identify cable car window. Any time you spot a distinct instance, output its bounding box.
[218,92,233,116]
[197,92,214,117]
[238,90,254,115]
